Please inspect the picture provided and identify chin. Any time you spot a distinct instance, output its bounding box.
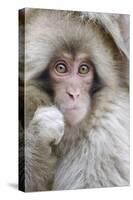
[64,107,88,126]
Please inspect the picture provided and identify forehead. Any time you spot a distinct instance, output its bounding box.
[53,51,90,62]
[63,52,88,59]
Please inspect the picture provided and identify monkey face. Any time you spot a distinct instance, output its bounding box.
[49,52,94,126]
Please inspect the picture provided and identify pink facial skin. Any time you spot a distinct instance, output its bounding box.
[49,53,94,126]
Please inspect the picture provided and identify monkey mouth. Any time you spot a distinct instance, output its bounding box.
[67,107,78,110]
[60,106,80,113]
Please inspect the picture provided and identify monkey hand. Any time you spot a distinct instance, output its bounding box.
[28,106,64,145]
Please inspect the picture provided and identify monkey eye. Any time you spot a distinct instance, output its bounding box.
[55,63,68,74]
[78,65,90,75]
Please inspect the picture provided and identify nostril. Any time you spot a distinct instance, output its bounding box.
[67,91,80,100]
[67,92,74,100]
[77,93,80,98]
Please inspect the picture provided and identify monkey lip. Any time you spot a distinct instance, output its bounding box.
[61,106,80,112]
[68,107,79,110]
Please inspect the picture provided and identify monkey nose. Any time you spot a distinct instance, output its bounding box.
[66,89,80,100]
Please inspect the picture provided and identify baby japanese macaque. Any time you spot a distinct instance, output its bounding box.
[19,9,129,192]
